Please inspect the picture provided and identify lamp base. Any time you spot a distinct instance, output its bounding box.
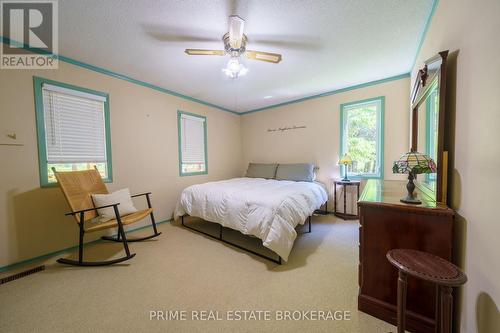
[401,172,421,204]
[341,177,350,182]
[400,196,422,205]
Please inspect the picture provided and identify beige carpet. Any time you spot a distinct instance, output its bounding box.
[0,215,397,333]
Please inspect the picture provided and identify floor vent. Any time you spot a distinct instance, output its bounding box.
[0,265,45,285]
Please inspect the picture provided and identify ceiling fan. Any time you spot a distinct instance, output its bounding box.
[184,15,282,79]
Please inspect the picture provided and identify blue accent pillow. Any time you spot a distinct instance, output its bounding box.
[245,163,278,179]
[275,163,315,182]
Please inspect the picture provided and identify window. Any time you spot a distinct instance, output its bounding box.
[177,110,207,176]
[340,96,384,179]
[34,77,112,187]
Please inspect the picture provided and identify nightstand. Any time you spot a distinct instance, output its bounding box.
[333,180,360,220]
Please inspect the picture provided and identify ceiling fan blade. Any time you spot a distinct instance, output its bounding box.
[228,15,245,49]
[246,50,282,63]
[185,49,226,56]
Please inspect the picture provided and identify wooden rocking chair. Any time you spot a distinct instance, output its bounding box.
[53,167,161,266]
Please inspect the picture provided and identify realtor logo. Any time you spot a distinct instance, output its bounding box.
[1,0,58,69]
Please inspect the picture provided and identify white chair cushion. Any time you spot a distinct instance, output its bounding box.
[91,188,138,221]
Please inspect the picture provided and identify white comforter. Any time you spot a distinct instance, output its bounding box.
[174,177,328,261]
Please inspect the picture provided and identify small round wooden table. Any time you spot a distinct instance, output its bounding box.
[386,249,467,333]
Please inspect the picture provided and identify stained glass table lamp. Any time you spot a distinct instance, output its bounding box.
[393,151,437,204]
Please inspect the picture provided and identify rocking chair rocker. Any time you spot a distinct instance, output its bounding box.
[53,167,161,266]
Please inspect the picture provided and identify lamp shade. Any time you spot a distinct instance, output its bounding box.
[392,151,437,175]
[338,154,353,166]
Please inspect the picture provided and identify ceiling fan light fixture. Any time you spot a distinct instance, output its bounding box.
[184,15,282,79]
[227,57,240,71]
[222,57,248,79]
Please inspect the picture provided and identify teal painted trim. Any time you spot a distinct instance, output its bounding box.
[380,96,386,180]
[339,96,385,180]
[1,36,238,115]
[425,82,438,183]
[177,110,208,176]
[425,91,431,157]
[411,0,439,70]
[104,90,114,182]
[33,76,113,187]
[425,92,431,183]
[33,77,49,187]
[0,219,171,273]
[0,239,100,273]
[241,73,409,115]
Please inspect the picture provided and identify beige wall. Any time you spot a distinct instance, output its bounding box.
[411,0,500,332]
[4,4,498,331]
[0,61,242,268]
[241,77,410,208]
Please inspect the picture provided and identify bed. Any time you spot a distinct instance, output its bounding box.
[174,177,328,263]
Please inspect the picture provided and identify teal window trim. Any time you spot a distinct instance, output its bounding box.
[425,82,439,182]
[339,96,385,180]
[177,110,208,176]
[33,76,113,188]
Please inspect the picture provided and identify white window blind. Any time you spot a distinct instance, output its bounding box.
[42,83,107,163]
[180,114,206,165]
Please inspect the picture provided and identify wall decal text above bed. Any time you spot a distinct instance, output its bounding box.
[267,125,307,133]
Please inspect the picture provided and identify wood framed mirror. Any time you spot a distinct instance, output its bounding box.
[410,50,448,204]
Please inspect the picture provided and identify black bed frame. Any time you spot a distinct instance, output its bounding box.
[180,215,312,265]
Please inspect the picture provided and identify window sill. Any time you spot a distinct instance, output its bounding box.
[180,171,208,177]
[41,177,113,188]
[347,174,383,180]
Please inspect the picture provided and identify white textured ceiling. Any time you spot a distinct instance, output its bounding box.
[59,0,434,113]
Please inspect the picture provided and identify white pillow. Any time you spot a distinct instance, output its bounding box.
[91,188,138,221]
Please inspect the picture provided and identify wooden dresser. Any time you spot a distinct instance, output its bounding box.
[357,179,454,333]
